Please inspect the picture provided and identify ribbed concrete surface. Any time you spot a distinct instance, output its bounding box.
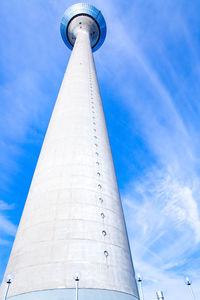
[0,28,139,300]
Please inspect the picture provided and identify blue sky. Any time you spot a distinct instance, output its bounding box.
[0,0,200,299]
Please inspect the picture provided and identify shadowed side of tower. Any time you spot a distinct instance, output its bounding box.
[0,3,139,300]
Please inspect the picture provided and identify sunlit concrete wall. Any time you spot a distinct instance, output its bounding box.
[0,29,139,300]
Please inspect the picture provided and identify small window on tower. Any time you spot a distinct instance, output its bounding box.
[101,213,105,219]
[104,251,109,257]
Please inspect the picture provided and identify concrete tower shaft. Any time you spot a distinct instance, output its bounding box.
[0,3,139,300]
[68,15,100,48]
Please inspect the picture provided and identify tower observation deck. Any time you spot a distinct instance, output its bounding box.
[0,3,139,300]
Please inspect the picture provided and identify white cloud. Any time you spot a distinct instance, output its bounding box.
[122,168,200,299]
[0,201,14,211]
[0,201,16,237]
[0,215,17,237]
[0,239,11,246]
[133,256,199,300]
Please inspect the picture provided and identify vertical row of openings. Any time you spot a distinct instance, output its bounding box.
[89,69,109,262]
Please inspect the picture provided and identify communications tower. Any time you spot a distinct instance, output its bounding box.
[0,3,139,300]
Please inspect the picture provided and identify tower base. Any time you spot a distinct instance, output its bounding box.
[8,289,139,300]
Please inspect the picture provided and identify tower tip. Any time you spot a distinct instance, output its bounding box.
[60,3,106,52]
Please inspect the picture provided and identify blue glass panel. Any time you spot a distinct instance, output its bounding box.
[60,3,106,52]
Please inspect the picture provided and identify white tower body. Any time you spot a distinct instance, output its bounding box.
[0,4,139,300]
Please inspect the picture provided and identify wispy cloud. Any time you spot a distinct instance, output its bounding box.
[0,215,16,237]
[0,200,16,237]
[122,167,200,298]
[0,201,14,211]
[0,200,17,236]
[1,0,200,298]
[92,0,200,182]
[94,7,200,296]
